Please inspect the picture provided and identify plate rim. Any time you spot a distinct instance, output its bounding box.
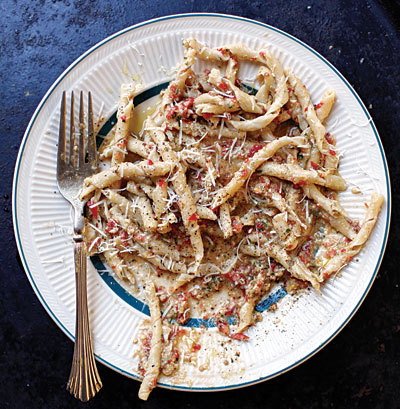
[12,12,392,392]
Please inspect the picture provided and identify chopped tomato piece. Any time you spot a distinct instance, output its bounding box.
[166,105,178,119]
[218,82,228,91]
[87,200,98,219]
[240,169,248,178]
[232,220,243,233]
[105,219,117,234]
[216,320,230,336]
[230,333,249,341]
[299,254,308,264]
[248,144,263,158]
[327,249,337,258]
[189,212,198,222]
[325,132,333,144]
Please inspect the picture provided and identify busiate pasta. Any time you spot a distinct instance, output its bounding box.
[81,38,384,399]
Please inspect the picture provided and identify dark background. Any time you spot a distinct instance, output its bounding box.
[1,0,399,408]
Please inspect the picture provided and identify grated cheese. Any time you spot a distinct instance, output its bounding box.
[162,301,173,319]
[213,88,235,98]
[88,222,107,237]
[236,236,248,261]
[305,200,310,222]
[88,237,101,252]
[88,200,105,208]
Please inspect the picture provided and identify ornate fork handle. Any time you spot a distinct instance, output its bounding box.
[58,91,102,400]
[67,202,102,401]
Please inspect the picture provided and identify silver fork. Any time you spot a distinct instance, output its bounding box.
[57,91,102,401]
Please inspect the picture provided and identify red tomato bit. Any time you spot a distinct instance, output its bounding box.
[230,333,249,341]
[189,212,198,222]
[218,82,228,91]
[202,113,213,120]
[87,200,98,219]
[248,144,263,158]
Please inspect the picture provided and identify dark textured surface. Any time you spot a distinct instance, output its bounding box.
[1,1,400,408]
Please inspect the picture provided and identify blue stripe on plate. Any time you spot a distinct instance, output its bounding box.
[92,254,287,326]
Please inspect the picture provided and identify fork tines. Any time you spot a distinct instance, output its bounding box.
[57,91,97,174]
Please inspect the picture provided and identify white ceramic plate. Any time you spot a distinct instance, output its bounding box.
[12,13,391,391]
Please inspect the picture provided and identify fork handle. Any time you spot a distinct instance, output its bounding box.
[67,239,102,401]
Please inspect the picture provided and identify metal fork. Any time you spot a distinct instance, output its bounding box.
[57,91,102,401]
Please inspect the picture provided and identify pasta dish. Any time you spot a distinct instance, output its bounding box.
[80,38,383,399]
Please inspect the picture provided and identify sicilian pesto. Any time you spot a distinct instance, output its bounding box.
[80,38,384,400]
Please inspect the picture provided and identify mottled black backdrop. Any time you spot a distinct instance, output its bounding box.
[1,1,399,408]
